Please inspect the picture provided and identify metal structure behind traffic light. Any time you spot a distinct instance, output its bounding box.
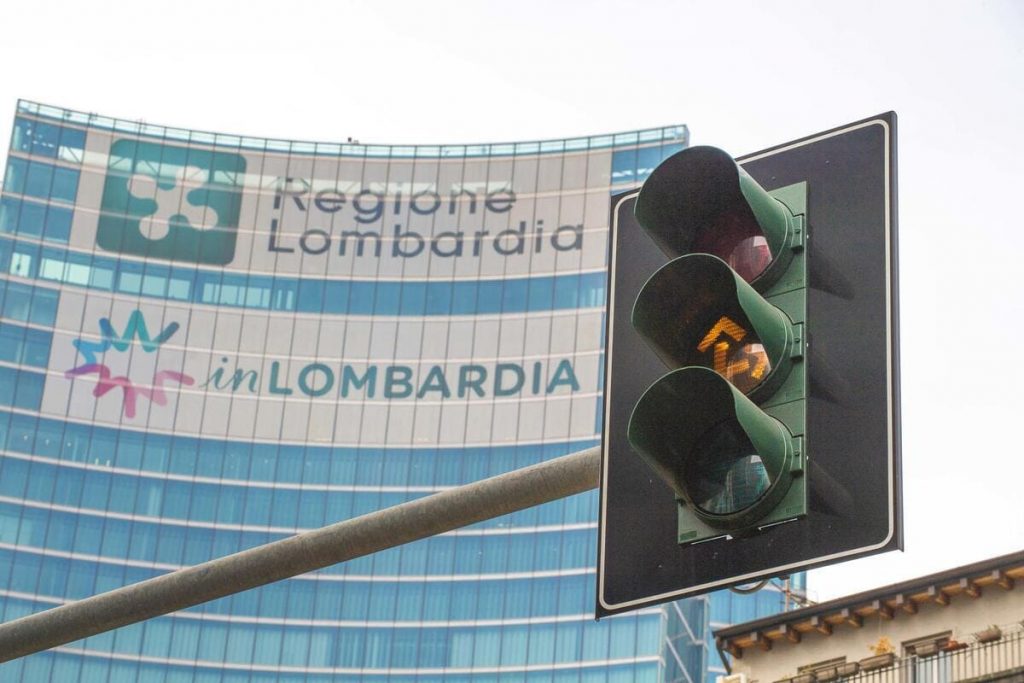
[627,146,807,544]
[598,114,902,617]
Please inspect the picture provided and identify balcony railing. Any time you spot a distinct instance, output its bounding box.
[779,629,1024,683]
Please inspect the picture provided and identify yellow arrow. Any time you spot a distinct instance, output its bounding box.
[697,316,747,352]
[699,317,771,388]
[747,347,769,379]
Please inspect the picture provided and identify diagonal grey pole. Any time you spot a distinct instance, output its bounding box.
[0,446,600,663]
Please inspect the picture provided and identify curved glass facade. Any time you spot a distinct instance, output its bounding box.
[0,101,794,683]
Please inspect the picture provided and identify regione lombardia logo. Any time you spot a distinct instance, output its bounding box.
[65,311,194,419]
[96,139,246,265]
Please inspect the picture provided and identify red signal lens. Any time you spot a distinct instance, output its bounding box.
[691,209,773,283]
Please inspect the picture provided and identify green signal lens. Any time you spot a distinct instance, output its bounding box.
[686,419,771,515]
[627,367,803,538]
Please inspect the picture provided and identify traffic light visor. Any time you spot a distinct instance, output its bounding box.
[634,146,797,285]
[627,367,798,530]
[631,254,794,397]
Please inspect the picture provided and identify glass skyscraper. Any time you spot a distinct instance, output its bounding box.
[0,101,798,683]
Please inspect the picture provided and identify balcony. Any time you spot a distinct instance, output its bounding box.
[775,629,1024,683]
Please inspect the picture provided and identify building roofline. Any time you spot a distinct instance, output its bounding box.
[14,100,688,159]
[714,549,1024,658]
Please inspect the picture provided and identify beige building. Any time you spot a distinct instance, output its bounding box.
[714,551,1024,683]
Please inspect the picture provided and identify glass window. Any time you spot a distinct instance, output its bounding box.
[0,324,22,363]
[1,282,31,322]
[196,621,228,661]
[12,118,60,158]
[24,162,53,198]
[116,431,144,470]
[167,277,190,300]
[58,126,86,163]
[478,280,501,312]
[0,369,44,410]
[89,264,114,290]
[9,250,33,278]
[44,205,72,242]
[11,118,34,154]
[30,287,58,325]
[3,158,27,194]
[0,198,17,234]
[16,200,45,238]
[140,619,172,658]
[322,281,350,314]
[224,623,256,662]
[399,281,427,315]
[23,328,51,367]
[374,282,401,314]
[141,273,167,297]
[298,279,324,312]
[611,148,638,184]
[637,146,665,178]
[503,279,529,310]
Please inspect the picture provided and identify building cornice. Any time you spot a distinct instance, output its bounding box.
[714,550,1024,658]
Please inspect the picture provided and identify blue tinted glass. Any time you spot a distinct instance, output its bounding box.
[59,126,86,153]
[425,282,451,314]
[0,198,17,234]
[611,148,638,183]
[478,280,501,312]
[554,275,579,308]
[637,146,665,178]
[502,279,528,310]
[662,142,684,158]
[0,196,22,236]
[24,161,53,198]
[13,370,43,409]
[399,281,426,315]
[374,281,401,313]
[528,277,554,310]
[30,287,58,325]
[16,200,46,237]
[451,281,476,314]
[297,279,324,312]
[0,368,17,404]
[0,237,602,316]
[1,324,50,367]
[44,205,72,242]
[3,158,27,194]
[50,166,79,202]
[580,272,606,307]
[30,122,60,157]
[11,118,33,154]
[0,324,21,363]
[322,280,349,313]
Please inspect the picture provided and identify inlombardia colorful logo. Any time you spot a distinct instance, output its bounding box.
[65,311,194,418]
[96,139,246,265]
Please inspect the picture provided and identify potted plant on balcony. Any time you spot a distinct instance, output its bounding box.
[860,637,896,671]
[975,626,1003,643]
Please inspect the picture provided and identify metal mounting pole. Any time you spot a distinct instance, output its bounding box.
[0,446,601,663]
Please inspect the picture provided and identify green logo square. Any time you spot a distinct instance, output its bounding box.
[97,139,246,265]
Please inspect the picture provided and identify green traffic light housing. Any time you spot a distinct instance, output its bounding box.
[627,145,809,545]
[635,146,802,289]
[631,254,800,398]
[627,367,805,542]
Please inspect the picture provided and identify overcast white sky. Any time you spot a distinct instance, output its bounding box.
[1,0,1021,603]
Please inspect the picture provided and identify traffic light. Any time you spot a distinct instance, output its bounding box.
[626,146,807,544]
[597,114,901,616]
